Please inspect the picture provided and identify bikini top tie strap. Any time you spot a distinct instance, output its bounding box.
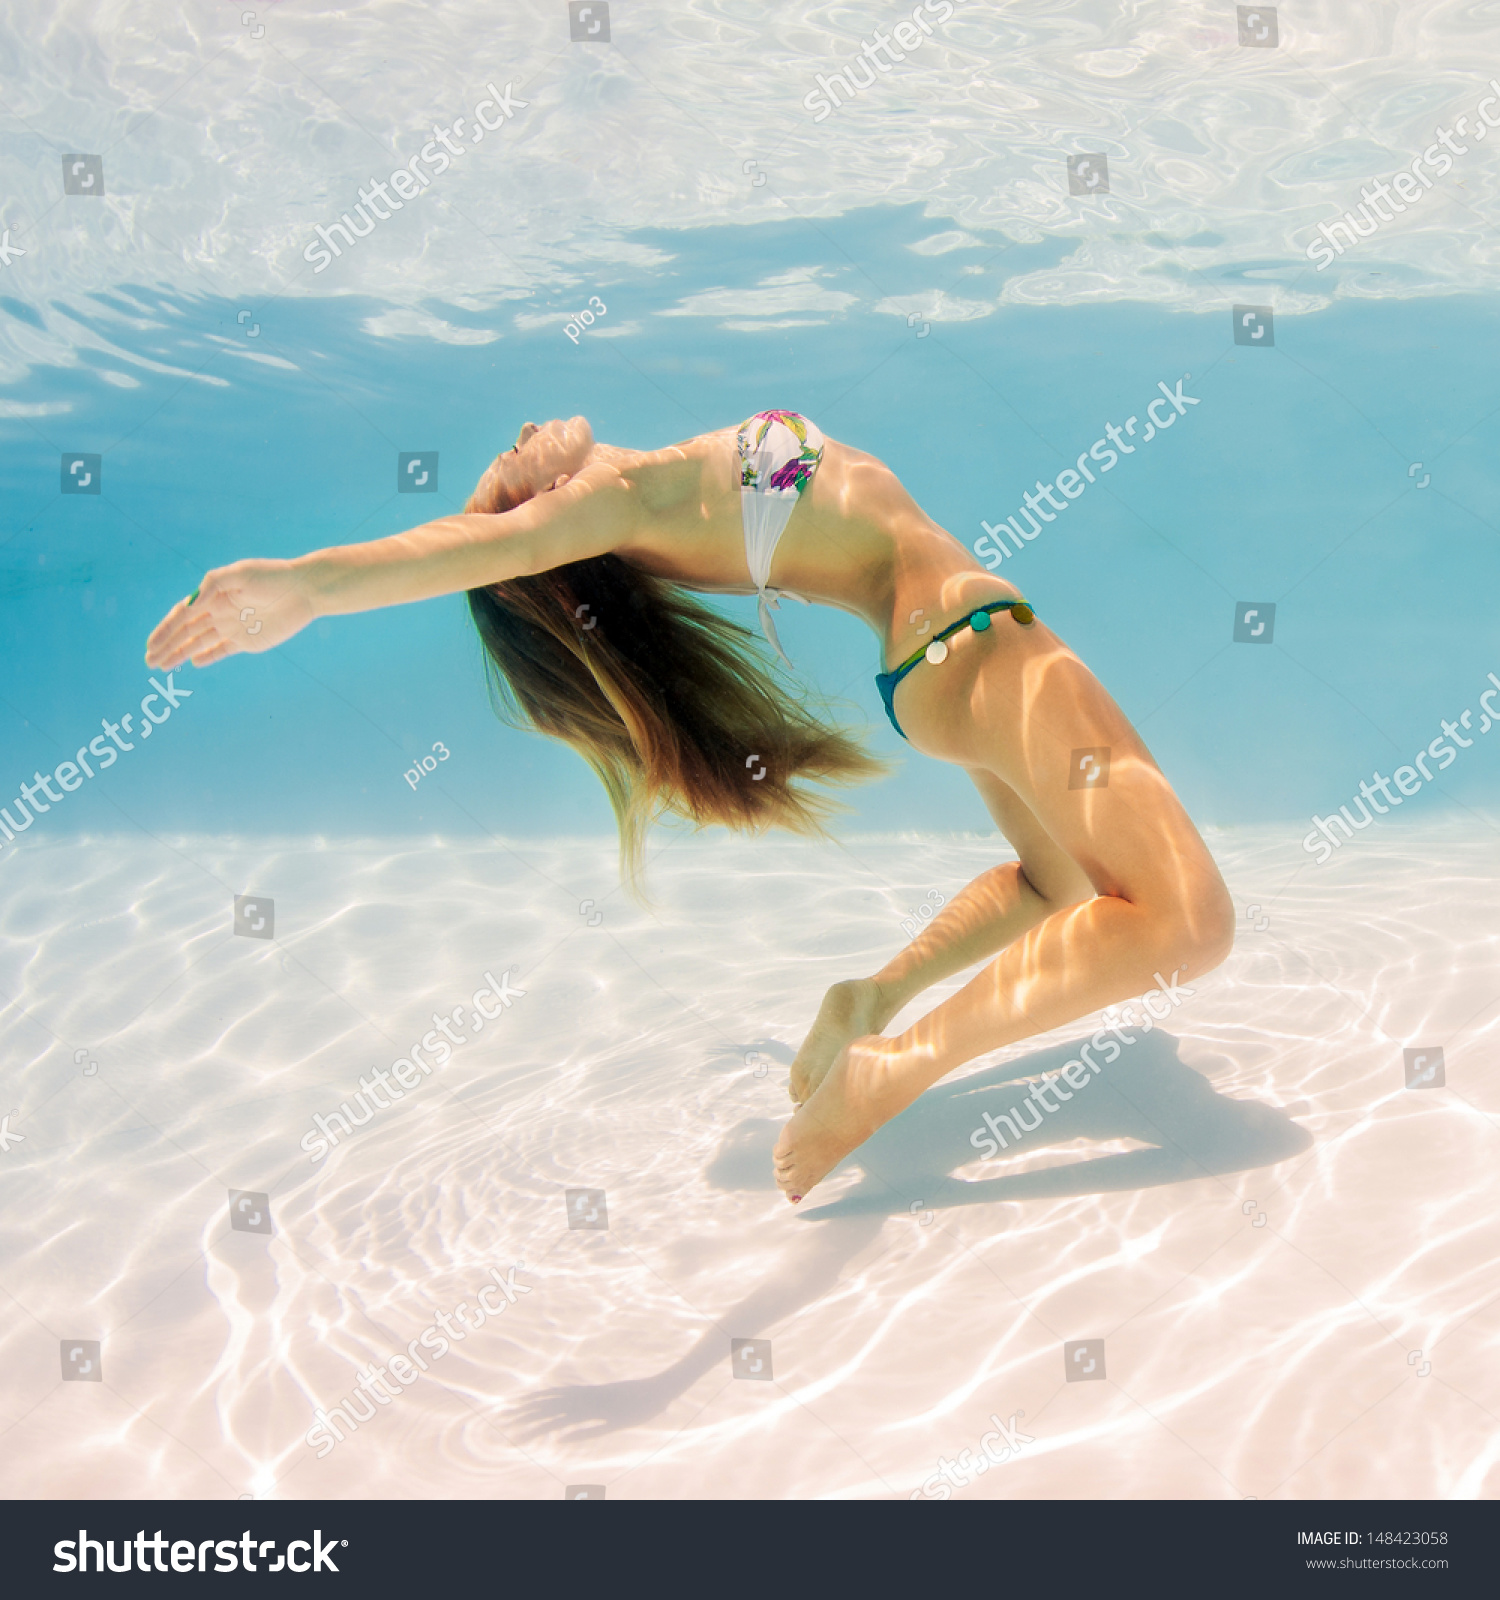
[754,585,809,669]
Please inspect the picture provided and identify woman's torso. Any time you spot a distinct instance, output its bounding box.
[591,425,1024,672]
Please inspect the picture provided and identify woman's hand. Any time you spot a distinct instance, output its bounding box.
[145,557,318,670]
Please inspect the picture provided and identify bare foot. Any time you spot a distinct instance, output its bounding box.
[788,978,895,1106]
[774,1036,912,1204]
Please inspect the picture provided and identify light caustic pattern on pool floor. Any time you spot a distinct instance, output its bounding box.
[0,821,1496,1499]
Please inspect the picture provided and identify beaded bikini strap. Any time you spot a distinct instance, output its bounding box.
[887,598,1036,681]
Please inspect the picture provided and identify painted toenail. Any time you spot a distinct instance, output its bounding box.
[791,1195,802,1203]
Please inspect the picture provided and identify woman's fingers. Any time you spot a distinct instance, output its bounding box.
[149,612,215,669]
[151,607,229,670]
[183,628,233,667]
[188,635,240,669]
[147,580,220,667]
[145,597,192,664]
[149,569,246,668]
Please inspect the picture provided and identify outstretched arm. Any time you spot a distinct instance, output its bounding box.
[144,463,638,670]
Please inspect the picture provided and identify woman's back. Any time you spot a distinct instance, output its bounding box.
[584,424,1002,656]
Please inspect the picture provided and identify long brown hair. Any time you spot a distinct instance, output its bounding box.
[466,547,888,886]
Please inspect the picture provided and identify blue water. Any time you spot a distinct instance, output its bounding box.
[7,6,1500,1510]
[2,200,1498,846]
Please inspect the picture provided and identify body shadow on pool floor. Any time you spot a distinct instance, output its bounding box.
[505,1032,1307,1442]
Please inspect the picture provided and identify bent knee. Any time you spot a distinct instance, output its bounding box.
[1157,875,1236,978]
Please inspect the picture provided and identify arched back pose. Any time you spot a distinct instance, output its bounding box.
[146,411,1235,1204]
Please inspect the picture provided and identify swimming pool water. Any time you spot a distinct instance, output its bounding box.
[2,0,1498,1503]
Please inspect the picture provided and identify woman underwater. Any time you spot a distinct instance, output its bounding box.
[145,411,1235,1204]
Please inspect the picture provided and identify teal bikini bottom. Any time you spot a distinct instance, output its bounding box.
[875,598,1035,741]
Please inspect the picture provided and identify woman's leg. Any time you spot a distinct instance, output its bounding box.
[774,621,1236,1200]
[788,772,1093,1103]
